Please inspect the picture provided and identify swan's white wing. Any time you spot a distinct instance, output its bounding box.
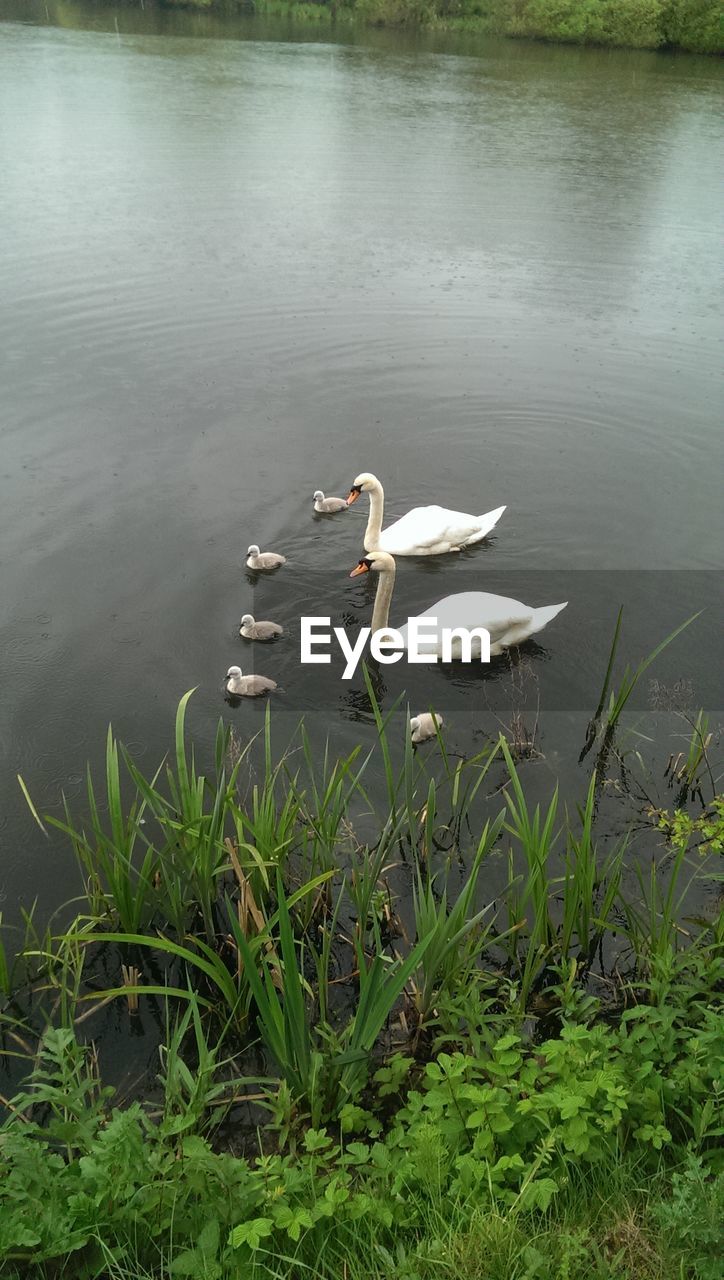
[380,505,500,555]
[433,592,534,640]
[398,592,534,650]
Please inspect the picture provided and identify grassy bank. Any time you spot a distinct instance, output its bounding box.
[1,633,722,1277]
[2,1014,723,1277]
[160,0,724,54]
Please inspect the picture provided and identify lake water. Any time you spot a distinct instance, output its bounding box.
[0,1,722,925]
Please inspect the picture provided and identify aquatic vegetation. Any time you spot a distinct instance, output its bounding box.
[653,795,724,857]
[8,676,719,1047]
[579,606,701,766]
[3,663,722,1278]
[664,710,715,807]
[410,808,504,1029]
[232,871,432,1124]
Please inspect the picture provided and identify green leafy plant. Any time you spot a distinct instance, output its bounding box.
[410,809,504,1029]
[653,795,724,857]
[231,870,432,1124]
[652,1153,724,1278]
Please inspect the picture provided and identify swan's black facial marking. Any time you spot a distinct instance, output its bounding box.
[349,556,372,577]
[346,484,362,504]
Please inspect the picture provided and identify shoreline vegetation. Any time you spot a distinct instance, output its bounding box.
[9,0,722,53]
[160,0,724,54]
[2,629,723,1275]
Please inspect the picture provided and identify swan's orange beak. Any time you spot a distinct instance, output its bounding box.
[346,488,361,505]
[349,561,369,577]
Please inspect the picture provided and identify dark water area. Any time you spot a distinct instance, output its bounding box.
[0,0,722,942]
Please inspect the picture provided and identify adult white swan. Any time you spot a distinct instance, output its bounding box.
[346,472,505,556]
[350,551,567,657]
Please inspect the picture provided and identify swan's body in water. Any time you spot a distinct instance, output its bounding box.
[313,490,348,513]
[346,472,505,556]
[350,551,567,657]
[410,712,443,744]
[240,614,283,641]
[225,665,277,697]
[246,544,286,571]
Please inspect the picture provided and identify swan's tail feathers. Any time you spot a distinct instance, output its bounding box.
[466,505,507,545]
[531,601,568,633]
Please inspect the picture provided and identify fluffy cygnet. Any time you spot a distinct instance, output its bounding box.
[246,544,286,570]
[225,665,277,697]
[313,490,348,514]
[239,613,283,641]
[410,712,443,744]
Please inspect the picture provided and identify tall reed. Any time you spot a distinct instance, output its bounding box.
[231,871,431,1123]
[580,608,701,764]
[410,811,504,1028]
[560,772,626,969]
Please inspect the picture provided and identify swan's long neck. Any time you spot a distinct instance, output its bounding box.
[371,566,395,633]
[364,479,385,549]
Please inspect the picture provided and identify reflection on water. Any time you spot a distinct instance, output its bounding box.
[0,0,722,922]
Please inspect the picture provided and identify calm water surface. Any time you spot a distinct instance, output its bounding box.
[0,1,722,923]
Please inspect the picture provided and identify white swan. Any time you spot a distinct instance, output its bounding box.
[246,544,286,571]
[350,551,567,657]
[313,490,348,514]
[346,472,505,556]
[225,665,277,697]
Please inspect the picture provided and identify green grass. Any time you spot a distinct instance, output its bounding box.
[3,624,723,1280]
[2,1009,722,1276]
